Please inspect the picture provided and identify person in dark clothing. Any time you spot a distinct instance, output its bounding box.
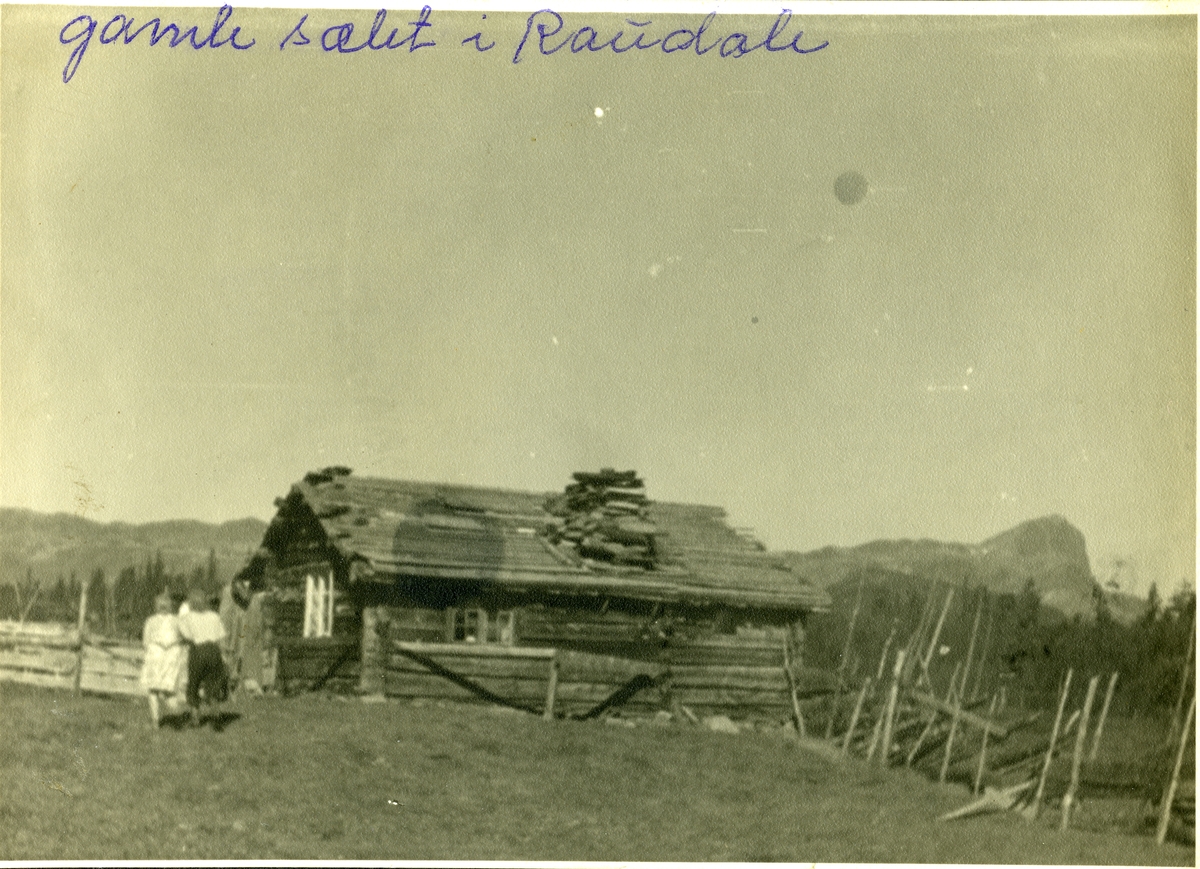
[178,590,229,725]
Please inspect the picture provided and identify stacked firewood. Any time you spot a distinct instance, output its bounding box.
[546,469,658,568]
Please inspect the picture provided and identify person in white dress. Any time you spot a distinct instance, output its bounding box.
[139,593,188,727]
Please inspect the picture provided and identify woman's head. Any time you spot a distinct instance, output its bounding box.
[187,588,211,612]
[154,592,174,614]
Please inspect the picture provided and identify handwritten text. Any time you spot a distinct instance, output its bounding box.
[58,6,829,84]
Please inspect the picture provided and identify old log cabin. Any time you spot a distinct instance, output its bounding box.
[225,466,831,722]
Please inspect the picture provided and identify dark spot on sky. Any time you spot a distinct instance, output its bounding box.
[834,171,869,206]
[751,317,759,324]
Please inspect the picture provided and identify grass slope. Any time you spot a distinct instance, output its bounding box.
[0,683,1191,863]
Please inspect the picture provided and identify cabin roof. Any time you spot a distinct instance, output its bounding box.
[262,468,829,612]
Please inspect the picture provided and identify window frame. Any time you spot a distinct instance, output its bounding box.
[446,606,516,645]
[303,571,334,638]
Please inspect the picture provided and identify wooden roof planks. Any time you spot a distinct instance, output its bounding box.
[253,467,830,613]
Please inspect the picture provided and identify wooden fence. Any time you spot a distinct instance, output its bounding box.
[0,620,143,697]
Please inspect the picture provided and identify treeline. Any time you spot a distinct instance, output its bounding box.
[0,550,222,640]
[807,575,1196,716]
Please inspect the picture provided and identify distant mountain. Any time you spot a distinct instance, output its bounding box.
[0,508,268,589]
[783,515,1109,619]
[3,507,1143,624]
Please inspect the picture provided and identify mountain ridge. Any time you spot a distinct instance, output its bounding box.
[0,508,1142,621]
[782,514,1105,618]
[0,507,268,588]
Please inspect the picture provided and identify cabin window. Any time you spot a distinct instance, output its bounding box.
[446,608,516,645]
[303,572,334,638]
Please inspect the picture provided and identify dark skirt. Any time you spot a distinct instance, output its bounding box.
[187,641,229,708]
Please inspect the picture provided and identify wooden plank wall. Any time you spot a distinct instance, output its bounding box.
[380,635,663,716]
[263,566,362,694]
[517,604,666,662]
[362,604,665,714]
[274,636,361,694]
[664,635,832,718]
[361,606,834,720]
[0,620,143,696]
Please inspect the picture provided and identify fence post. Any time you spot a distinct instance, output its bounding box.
[973,693,1000,795]
[1168,612,1195,743]
[940,598,985,783]
[783,637,806,737]
[907,661,960,768]
[1061,674,1099,830]
[919,587,955,682]
[879,649,905,766]
[1157,693,1195,845]
[1028,668,1073,821]
[359,606,384,696]
[826,578,866,739]
[543,652,559,721]
[1088,671,1119,762]
[842,676,872,756]
[73,579,89,694]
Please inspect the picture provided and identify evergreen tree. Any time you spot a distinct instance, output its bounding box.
[49,575,70,622]
[84,569,102,631]
[206,547,218,591]
[1144,582,1162,626]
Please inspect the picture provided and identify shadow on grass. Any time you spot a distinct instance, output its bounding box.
[158,710,242,732]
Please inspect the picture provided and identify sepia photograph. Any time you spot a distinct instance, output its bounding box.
[0,1,1195,862]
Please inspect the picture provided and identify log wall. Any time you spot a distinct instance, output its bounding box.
[359,605,832,720]
[379,636,664,716]
[260,564,361,694]
[274,635,361,694]
[516,603,666,662]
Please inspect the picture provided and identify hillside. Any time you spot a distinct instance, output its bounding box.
[3,684,1191,862]
[0,508,268,589]
[783,515,1102,619]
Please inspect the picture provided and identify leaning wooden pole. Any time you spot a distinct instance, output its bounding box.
[1061,674,1100,831]
[72,579,89,695]
[920,587,956,680]
[1028,668,1073,821]
[940,593,986,783]
[875,620,899,682]
[864,702,886,761]
[973,693,1000,795]
[1168,611,1195,742]
[960,591,986,688]
[900,582,939,685]
[842,676,873,756]
[826,578,866,740]
[1087,671,1120,762]
[939,692,965,784]
[968,605,996,703]
[879,650,906,767]
[906,661,961,768]
[1156,693,1196,845]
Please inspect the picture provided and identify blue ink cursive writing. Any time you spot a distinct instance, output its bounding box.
[511,9,827,64]
[59,4,254,83]
[315,7,435,53]
[461,14,496,52]
[280,8,435,52]
[58,7,827,84]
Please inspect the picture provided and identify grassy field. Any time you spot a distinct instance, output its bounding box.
[0,681,1193,863]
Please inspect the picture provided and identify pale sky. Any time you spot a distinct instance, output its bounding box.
[2,7,1195,596]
